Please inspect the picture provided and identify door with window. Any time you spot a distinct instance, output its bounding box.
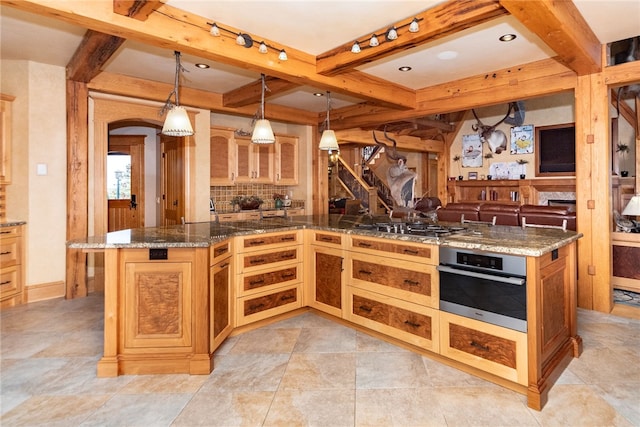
[107,135,145,232]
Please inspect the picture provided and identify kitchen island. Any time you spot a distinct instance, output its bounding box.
[68,215,582,410]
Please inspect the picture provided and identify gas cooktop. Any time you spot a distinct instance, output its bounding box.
[355,222,467,238]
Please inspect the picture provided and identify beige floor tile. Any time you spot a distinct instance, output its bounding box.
[199,353,290,392]
[357,352,431,389]
[172,390,275,427]
[527,384,634,426]
[263,389,355,427]
[421,357,499,387]
[293,325,356,353]
[0,395,111,427]
[119,373,208,394]
[229,328,301,354]
[356,331,411,353]
[79,393,193,426]
[279,352,356,390]
[355,388,447,426]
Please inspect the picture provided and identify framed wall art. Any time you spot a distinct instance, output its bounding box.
[510,124,534,154]
[462,134,482,167]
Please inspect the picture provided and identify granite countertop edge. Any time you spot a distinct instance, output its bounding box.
[67,215,582,256]
[1,220,27,227]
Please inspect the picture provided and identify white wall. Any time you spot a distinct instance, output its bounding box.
[1,60,67,294]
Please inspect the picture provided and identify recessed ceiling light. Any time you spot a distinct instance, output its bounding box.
[313,92,324,97]
[437,50,458,60]
[398,66,412,72]
[499,34,517,42]
[195,63,210,69]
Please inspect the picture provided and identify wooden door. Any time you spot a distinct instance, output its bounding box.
[107,135,145,232]
[161,135,185,226]
[275,136,298,185]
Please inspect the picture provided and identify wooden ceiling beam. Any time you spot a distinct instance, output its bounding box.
[66,30,126,82]
[113,0,163,20]
[223,76,301,108]
[316,0,506,76]
[330,57,577,130]
[611,89,638,135]
[88,72,318,125]
[499,0,601,75]
[335,129,445,153]
[3,0,416,110]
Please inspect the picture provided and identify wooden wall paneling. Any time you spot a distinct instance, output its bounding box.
[66,81,89,298]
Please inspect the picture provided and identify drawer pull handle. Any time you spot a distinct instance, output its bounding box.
[249,240,265,245]
[215,248,228,255]
[403,279,419,286]
[1,251,11,255]
[404,320,421,328]
[280,294,295,301]
[357,242,372,247]
[319,236,333,242]
[249,279,265,286]
[249,303,265,310]
[403,249,419,255]
[358,305,372,313]
[280,253,295,259]
[220,262,229,269]
[281,273,295,279]
[470,341,490,352]
[0,231,11,234]
[1,280,11,285]
[280,236,295,241]
[250,258,266,264]
[358,269,372,275]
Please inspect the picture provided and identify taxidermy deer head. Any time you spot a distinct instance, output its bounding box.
[471,103,520,154]
[372,127,407,165]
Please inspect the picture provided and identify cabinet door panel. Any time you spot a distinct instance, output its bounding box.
[242,266,299,293]
[315,251,342,309]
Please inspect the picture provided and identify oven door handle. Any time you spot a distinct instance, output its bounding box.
[437,265,525,286]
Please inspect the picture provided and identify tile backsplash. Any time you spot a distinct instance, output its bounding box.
[210,184,304,212]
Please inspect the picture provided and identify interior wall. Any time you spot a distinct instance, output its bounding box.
[1,60,67,297]
[449,92,575,180]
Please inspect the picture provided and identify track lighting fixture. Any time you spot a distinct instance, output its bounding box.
[161,51,193,137]
[207,22,288,61]
[350,17,423,54]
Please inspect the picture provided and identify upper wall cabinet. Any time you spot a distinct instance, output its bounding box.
[275,136,299,185]
[0,94,15,185]
[235,136,274,184]
[210,128,236,186]
[210,127,298,186]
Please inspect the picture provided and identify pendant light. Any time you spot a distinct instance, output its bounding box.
[251,74,275,144]
[161,51,194,136]
[319,91,339,151]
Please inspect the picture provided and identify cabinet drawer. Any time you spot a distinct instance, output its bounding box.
[0,237,20,267]
[0,264,21,298]
[240,231,300,251]
[236,284,302,326]
[351,236,436,264]
[312,231,343,247]
[261,210,285,218]
[210,239,232,264]
[217,213,239,222]
[346,287,438,351]
[239,264,300,296]
[349,253,438,308]
[439,311,527,385]
[242,212,262,220]
[0,225,21,238]
[238,247,300,273]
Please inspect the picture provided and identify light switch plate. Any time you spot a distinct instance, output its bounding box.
[36,163,48,176]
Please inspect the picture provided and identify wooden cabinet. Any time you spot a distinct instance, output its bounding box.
[97,247,211,377]
[345,235,439,351]
[0,224,24,308]
[235,136,274,183]
[0,94,14,185]
[210,240,233,352]
[210,128,236,186]
[439,311,527,385]
[275,135,298,185]
[447,178,577,205]
[612,232,640,293]
[307,230,344,317]
[235,231,303,325]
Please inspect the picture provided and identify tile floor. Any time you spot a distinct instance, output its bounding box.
[1,293,639,426]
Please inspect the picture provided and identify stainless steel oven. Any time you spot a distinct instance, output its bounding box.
[437,247,527,333]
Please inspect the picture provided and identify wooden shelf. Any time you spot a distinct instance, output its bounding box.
[447,178,577,205]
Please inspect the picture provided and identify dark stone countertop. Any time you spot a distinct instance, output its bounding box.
[67,214,582,257]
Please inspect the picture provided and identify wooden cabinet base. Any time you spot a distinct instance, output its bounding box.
[97,353,213,377]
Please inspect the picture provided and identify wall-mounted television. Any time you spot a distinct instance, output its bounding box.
[535,123,575,176]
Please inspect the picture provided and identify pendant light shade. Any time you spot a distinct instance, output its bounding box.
[251,74,275,144]
[161,51,194,137]
[162,106,193,136]
[319,91,339,151]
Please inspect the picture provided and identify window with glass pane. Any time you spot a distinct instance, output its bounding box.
[107,152,131,200]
